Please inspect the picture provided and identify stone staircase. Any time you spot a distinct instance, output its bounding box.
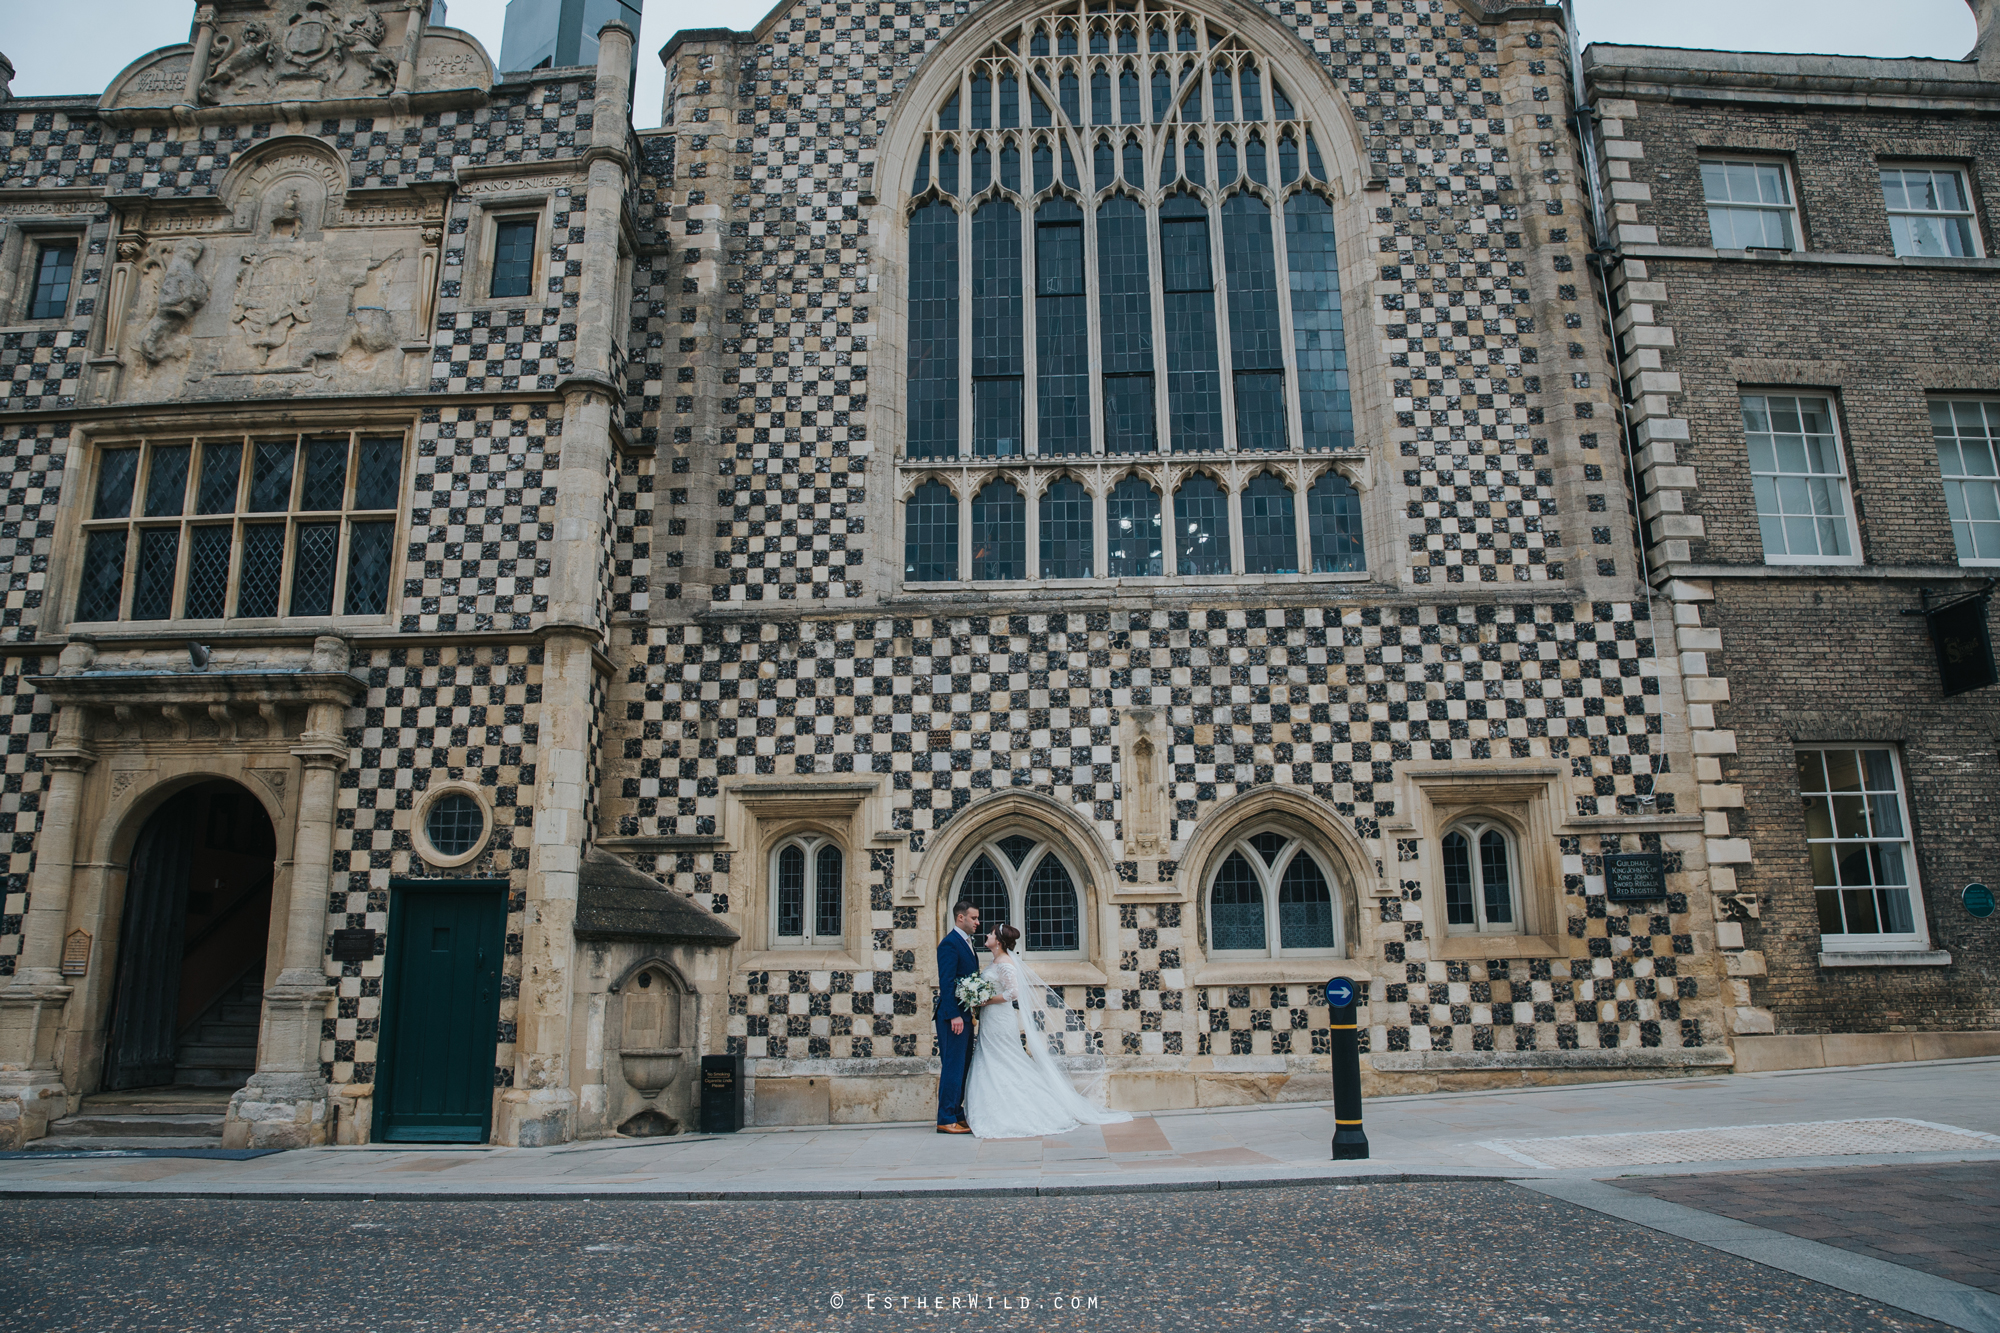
[33,1087,231,1151]
[174,967,262,1088]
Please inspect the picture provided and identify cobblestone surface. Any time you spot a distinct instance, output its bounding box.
[0,1185,1950,1332]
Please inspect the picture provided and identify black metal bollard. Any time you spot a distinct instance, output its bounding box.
[1325,976,1369,1161]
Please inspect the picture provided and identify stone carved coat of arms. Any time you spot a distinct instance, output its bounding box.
[199,0,400,105]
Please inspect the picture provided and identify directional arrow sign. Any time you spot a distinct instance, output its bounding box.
[1324,975,1356,1008]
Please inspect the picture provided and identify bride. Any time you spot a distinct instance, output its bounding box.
[963,924,1132,1138]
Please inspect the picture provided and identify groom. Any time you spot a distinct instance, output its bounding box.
[934,899,981,1135]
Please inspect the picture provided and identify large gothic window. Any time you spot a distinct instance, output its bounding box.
[901,2,1362,585]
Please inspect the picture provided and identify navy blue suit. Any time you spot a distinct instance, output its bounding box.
[934,928,979,1126]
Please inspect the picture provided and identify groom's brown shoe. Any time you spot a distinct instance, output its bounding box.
[936,1123,972,1134]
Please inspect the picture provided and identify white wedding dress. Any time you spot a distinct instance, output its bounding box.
[963,955,1132,1139]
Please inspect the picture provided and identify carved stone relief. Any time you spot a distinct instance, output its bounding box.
[138,241,212,367]
[199,2,400,106]
[118,152,437,400]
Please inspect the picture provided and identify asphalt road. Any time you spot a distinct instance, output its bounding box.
[0,1183,1947,1332]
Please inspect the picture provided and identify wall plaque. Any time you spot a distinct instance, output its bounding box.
[60,929,91,977]
[1604,853,1667,903]
[1965,884,1995,919]
[330,928,379,963]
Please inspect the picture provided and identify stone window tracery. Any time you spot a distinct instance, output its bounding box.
[899,0,1363,587]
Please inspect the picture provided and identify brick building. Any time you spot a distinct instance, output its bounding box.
[1583,6,2000,1069]
[0,0,1738,1149]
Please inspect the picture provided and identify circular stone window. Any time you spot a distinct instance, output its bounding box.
[422,790,488,864]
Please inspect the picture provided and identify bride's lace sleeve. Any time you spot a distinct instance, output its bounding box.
[995,961,1019,1002]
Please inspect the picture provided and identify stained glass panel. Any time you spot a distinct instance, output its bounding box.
[196,442,242,515]
[1106,477,1162,578]
[354,437,404,510]
[1286,192,1354,452]
[777,844,805,936]
[1241,472,1298,574]
[75,530,127,622]
[906,202,961,459]
[94,448,138,519]
[1210,852,1266,950]
[344,520,395,615]
[250,440,296,511]
[1040,477,1092,579]
[1035,200,1090,456]
[1025,855,1079,951]
[1307,472,1363,572]
[183,525,232,619]
[237,523,286,618]
[1175,474,1229,576]
[1161,195,1223,452]
[144,444,190,517]
[815,845,843,939]
[971,482,1026,581]
[972,200,1024,458]
[289,521,339,617]
[300,438,348,511]
[131,528,179,620]
[904,479,958,582]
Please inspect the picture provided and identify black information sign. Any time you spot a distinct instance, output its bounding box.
[329,928,378,963]
[1928,593,1998,699]
[700,1053,746,1133]
[1604,853,1667,903]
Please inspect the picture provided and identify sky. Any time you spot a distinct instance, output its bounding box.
[2,0,1982,131]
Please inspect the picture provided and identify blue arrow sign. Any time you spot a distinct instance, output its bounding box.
[1324,976,1357,1008]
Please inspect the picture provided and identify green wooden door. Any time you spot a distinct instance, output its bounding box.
[375,880,507,1143]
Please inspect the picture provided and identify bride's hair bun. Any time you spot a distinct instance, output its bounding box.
[995,924,1021,951]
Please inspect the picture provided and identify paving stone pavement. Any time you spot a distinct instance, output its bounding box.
[1613,1164,2000,1297]
[1,1058,1996,1198]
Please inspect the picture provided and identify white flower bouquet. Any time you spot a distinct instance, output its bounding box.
[955,973,998,1017]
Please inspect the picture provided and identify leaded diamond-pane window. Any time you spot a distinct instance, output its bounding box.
[899,1,1361,587]
[951,836,1088,956]
[75,431,405,624]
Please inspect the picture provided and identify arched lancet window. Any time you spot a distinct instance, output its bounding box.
[1040,476,1093,578]
[1241,471,1297,574]
[952,834,1086,955]
[971,480,1026,580]
[901,1,1360,586]
[773,836,844,947]
[1175,473,1229,575]
[1106,475,1162,577]
[905,478,958,581]
[1442,821,1518,934]
[1307,470,1362,572]
[1206,828,1340,957]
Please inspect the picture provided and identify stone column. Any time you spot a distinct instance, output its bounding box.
[0,692,97,1148]
[494,22,633,1149]
[224,641,350,1150]
[182,6,218,108]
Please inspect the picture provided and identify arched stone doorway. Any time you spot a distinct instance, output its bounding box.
[103,781,276,1092]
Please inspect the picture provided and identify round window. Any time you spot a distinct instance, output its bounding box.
[424,792,486,859]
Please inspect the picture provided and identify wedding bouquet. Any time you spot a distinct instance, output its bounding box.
[955,973,997,1018]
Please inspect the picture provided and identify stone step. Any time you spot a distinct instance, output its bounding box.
[45,1113,223,1139]
[79,1095,228,1117]
[24,1136,226,1152]
[171,1068,254,1088]
[176,1044,257,1066]
[179,1022,258,1049]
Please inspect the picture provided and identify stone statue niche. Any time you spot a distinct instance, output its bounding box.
[116,143,440,403]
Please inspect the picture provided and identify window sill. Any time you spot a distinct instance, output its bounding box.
[1017,960,1107,986]
[743,947,870,972]
[902,572,1372,593]
[1761,556,1864,568]
[1190,958,1358,986]
[1434,934,1565,960]
[1819,948,1953,968]
[1626,244,2000,273]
